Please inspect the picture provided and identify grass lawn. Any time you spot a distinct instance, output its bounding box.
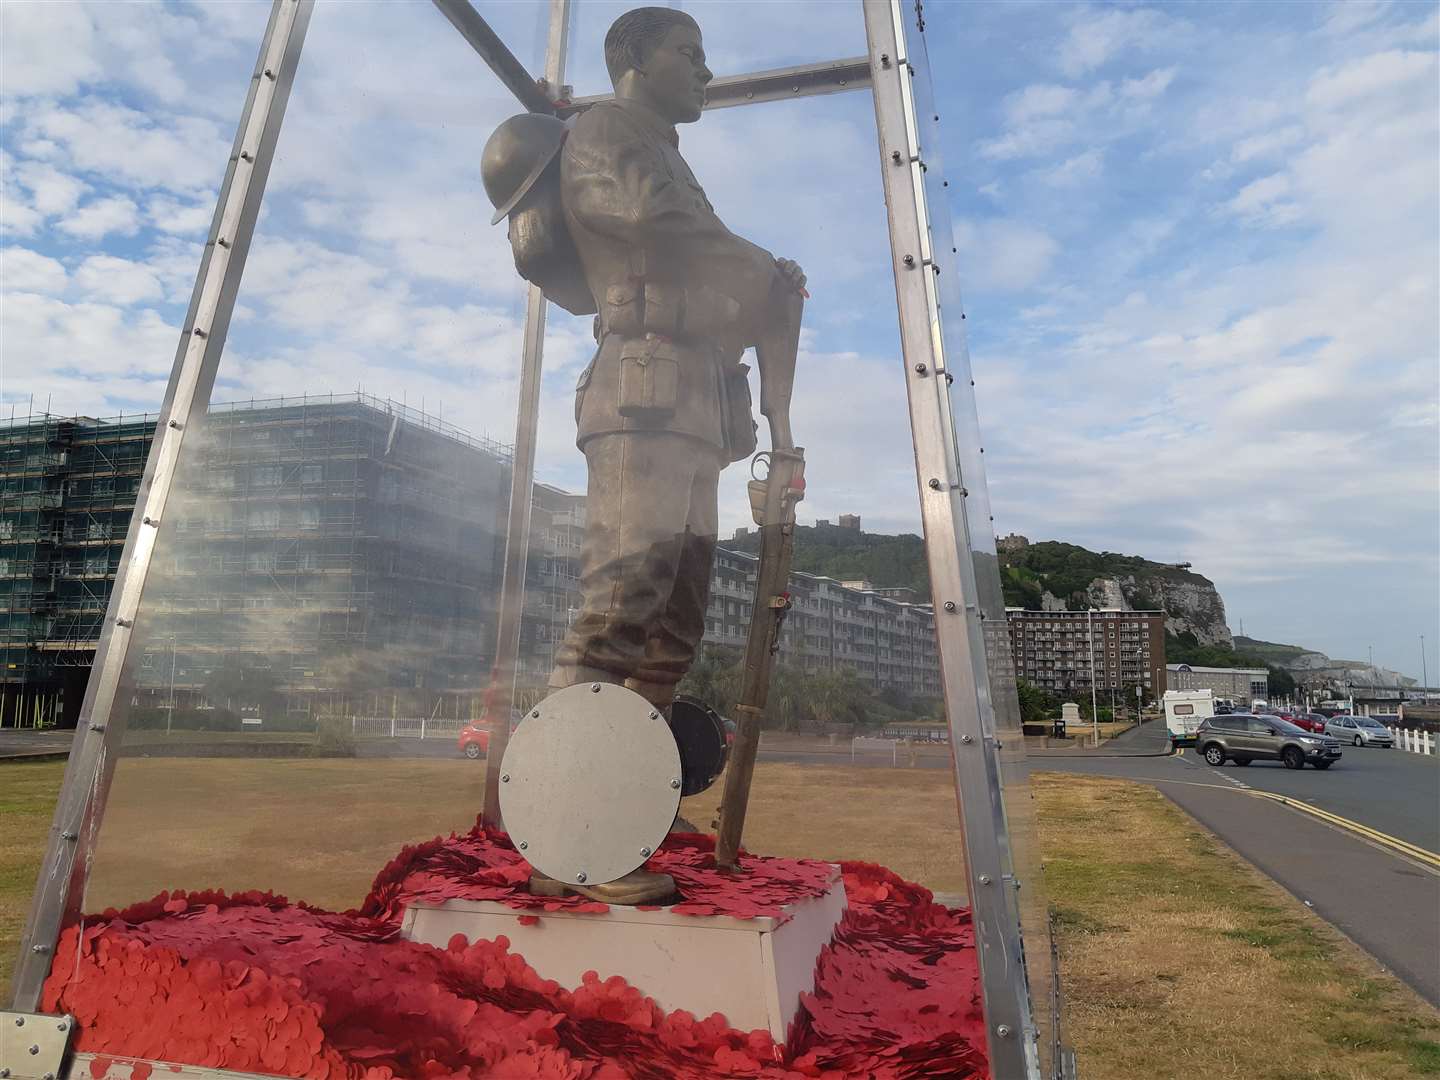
[2,757,1436,1079]
[1035,772,1440,1078]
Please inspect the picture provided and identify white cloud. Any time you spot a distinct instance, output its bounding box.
[954,219,1059,291]
[13,161,88,216]
[1057,7,1175,77]
[1231,125,1305,163]
[1038,148,1104,187]
[74,255,164,305]
[56,196,141,240]
[146,195,214,236]
[1,247,68,294]
[0,4,100,97]
[1120,67,1176,100]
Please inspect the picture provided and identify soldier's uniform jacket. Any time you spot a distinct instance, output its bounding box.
[562,98,776,462]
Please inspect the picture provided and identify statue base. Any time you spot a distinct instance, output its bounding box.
[400,866,847,1045]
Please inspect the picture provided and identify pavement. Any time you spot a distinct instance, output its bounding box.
[1038,726,1440,1006]
[0,728,75,760]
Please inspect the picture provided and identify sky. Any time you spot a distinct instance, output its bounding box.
[1,0,1437,680]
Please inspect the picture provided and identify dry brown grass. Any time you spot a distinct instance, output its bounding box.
[1,757,964,1003]
[1035,772,1440,1078]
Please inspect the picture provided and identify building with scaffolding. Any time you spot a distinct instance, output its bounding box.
[3,396,947,729]
[1,395,520,728]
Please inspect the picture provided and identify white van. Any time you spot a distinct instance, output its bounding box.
[1163,689,1215,746]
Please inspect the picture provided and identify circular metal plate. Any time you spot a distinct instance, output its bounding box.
[670,694,730,796]
[498,682,681,886]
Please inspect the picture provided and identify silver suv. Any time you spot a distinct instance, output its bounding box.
[1196,714,1342,770]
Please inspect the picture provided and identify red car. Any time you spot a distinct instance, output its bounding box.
[457,723,492,759]
[1291,713,1330,734]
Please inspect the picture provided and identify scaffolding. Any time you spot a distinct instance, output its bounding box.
[1,394,517,728]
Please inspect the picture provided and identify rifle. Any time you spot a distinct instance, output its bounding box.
[714,287,805,869]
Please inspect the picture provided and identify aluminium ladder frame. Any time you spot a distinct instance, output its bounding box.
[8,3,1061,1077]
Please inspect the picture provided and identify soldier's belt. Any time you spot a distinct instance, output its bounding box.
[602,279,742,341]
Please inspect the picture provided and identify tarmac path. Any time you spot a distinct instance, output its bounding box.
[1033,724,1440,1007]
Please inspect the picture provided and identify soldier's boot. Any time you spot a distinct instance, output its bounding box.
[529,868,677,905]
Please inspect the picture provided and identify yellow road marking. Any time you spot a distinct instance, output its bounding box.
[1246,790,1440,870]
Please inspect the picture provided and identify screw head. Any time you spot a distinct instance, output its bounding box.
[903,254,915,267]
[32,943,49,953]
[500,773,510,783]
[61,830,77,840]
[13,1016,22,1026]
[914,363,927,374]
[576,871,587,883]
[590,683,601,692]
[928,478,941,490]
[979,874,992,885]
[669,778,681,789]
[960,734,974,745]
[28,1045,40,1055]
[531,709,540,718]
[640,846,652,857]
[944,601,957,612]
[996,1024,1013,1038]
[56,1020,68,1032]
[518,840,527,850]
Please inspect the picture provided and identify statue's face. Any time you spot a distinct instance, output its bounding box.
[641,23,711,124]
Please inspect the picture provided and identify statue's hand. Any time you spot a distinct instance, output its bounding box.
[774,257,807,296]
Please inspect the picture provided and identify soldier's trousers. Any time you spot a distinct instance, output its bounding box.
[548,431,723,708]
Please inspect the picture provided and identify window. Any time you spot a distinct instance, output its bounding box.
[1174,704,1194,715]
[249,508,280,530]
[300,465,322,484]
[252,465,282,486]
[85,555,108,575]
[300,506,320,529]
[92,478,114,496]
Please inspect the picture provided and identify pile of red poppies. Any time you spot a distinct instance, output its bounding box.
[43,827,988,1079]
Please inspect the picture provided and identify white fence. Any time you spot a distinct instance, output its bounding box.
[349,716,467,740]
[851,736,899,765]
[1386,727,1436,755]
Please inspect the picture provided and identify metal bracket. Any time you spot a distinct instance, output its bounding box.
[0,1012,73,1080]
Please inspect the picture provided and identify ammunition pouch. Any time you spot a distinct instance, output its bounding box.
[617,336,680,420]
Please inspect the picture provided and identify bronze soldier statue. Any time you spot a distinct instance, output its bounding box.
[484,7,804,902]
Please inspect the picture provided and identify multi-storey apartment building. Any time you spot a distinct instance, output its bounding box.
[2,398,947,726]
[1005,607,1167,701]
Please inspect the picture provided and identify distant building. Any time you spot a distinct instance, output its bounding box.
[1167,663,1268,703]
[997,533,1029,554]
[2,401,948,725]
[1006,608,1167,699]
[837,514,861,530]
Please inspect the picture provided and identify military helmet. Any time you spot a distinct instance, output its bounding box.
[482,112,569,226]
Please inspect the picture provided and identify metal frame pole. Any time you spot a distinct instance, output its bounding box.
[862,1,1037,1075]
[481,0,570,828]
[11,0,315,1011]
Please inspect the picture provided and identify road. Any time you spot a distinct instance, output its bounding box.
[1035,724,1440,1006]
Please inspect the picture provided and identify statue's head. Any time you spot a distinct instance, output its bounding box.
[606,7,710,124]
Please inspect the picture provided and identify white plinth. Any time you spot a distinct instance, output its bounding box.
[400,868,847,1044]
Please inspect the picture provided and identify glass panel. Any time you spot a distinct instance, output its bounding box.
[566,0,867,98]
[34,4,1043,1077]
[73,0,540,921]
[906,7,1058,1073]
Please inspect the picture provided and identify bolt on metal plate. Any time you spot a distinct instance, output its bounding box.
[497,682,680,888]
[0,1011,74,1080]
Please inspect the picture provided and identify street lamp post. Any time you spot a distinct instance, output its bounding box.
[1087,609,1099,747]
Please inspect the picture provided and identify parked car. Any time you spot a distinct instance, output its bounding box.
[457,710,523,759]
[1323,715,1395,747]
[1291,713,1330,734]
[1196,714,1342,769]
